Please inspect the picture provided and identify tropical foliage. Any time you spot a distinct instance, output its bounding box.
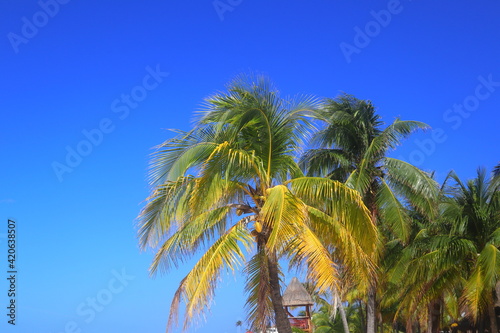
[301,94,439,333]
[137,75,499,333]
[137,76,377,332]
[389,168,500,333]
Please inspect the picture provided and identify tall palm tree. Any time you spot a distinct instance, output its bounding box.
[137,76,378,332]
[301,94,438,333]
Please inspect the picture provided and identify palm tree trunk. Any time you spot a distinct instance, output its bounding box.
[426,307,432,333]
[479,313,485,333]
[367,283,377,333]
[488,301,498,333]
[427,300,440,333]
[267,253,293,333]
[406,320,413,333]
[359,300,366,333]
[335,290,350,333]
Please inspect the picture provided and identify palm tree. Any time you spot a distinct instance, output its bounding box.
[390,168,500,333]
[311,305,339,333]
[447,168,500,332]
[301,94,438,333]
[385,181,465,333]
[303,280,353,333]
[137,76,378,332]
[308,295,366,333]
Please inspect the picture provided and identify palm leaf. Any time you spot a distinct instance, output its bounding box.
[384,157,438,219]
[377,178,411,242]
[180,221,252,329]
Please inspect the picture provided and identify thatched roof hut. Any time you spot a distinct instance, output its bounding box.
[282,277,313,307]
[282,277,314,332]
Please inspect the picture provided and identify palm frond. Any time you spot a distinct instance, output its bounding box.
[374,119,429,154]
[300,148,352,179]
[462,243,500,320]
[148,206,233,275]
[377,178,411,242]
[287,222,340,293]
[261,185,306,252]
[288,177,374,238]
[179,221,252,330]
[138,176,196,248]
[245,248,274,332]
[384,157,439,219]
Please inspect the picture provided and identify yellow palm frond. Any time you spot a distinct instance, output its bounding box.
[287,223,339,293]
[170,221,253,330]
[149,206,233,275]
[288,177,378,256]
[261,185,306,252]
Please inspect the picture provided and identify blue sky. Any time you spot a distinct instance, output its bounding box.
[1,1,499,332]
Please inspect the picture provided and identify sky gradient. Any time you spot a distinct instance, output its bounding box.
[1,1,500,332]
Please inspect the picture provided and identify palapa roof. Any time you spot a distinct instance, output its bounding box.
[282,277,313,306]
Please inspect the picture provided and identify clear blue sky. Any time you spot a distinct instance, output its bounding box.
[1,1,499,332]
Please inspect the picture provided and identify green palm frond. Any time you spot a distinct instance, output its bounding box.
[138,176,196,248]
[149,126,222,185]
[477,244,500,290]
[300,148,352,179]
[374,119,429,153]
[384,157,439,219]
[377,179,411,242]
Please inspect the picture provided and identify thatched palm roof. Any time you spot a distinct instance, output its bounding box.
[282,277,313,306]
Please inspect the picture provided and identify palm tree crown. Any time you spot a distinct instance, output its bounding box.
[301,94,439,333]
[303,93,437,245]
